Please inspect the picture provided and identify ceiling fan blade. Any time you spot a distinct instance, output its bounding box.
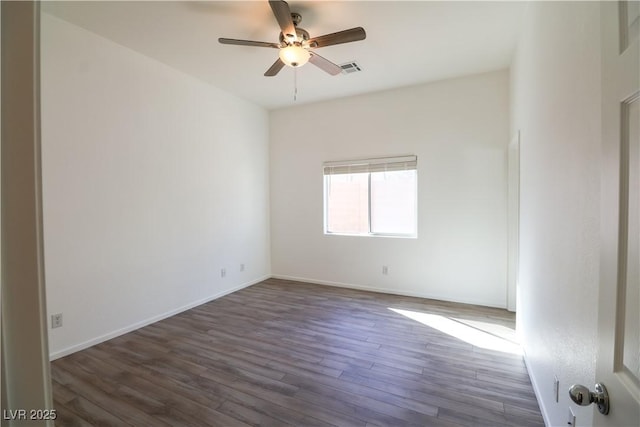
[309,52,342,76]
[264,58,285,77]
[269,0,297,41]
[218,38,280,48]
[308,27,366,48]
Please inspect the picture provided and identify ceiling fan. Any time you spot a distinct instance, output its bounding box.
[218,0,366,77]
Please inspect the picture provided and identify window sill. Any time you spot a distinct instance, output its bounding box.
[324,232,417,239]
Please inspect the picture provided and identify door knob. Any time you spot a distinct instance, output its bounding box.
[569,383,609,415]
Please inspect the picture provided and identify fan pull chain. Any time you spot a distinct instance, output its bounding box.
[293,67,298,102]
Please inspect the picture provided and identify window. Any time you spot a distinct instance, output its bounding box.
[323,156,417,237]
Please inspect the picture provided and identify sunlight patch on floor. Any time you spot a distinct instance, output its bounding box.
[388,308,523,355]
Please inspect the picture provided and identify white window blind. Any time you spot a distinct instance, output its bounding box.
[323,155,417,175]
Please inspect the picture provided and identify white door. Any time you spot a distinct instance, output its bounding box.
[597,1,640,426]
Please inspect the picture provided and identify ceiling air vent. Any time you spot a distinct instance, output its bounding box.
[340,61,362,74]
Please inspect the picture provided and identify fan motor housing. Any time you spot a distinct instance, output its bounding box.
[291,12,302,26]
[279,27,309,45]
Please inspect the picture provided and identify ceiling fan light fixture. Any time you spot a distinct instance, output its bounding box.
[219,1,366,77]
[279,44,310,67]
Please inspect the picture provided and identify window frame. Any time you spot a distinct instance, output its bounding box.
[323,156,418,238]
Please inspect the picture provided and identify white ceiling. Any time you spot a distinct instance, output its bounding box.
[42,1,525,110]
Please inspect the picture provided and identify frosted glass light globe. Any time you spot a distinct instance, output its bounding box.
[279,45,310,67]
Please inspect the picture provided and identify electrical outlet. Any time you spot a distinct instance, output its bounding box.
[554,375,559,402]
[51,313,63,329]
[568,407,576,426]
[221,268,226,278]
[240,263,245,272]
[382,266,388,275]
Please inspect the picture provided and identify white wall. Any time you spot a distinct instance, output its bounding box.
[270,70,510,308]
[511,2,601,426]
[41,13,271,359]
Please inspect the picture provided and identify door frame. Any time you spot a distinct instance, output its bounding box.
[507,131,520,313]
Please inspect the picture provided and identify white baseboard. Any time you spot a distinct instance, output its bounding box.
[522,348,551,427]
[270,274,506,309]
[49,275,270,361]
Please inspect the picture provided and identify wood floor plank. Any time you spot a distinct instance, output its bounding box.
[56,392,133,426]
[282,372,440,418]
[51,278,543,426]
[80,348,247,426]
[51,402,95,427]
[196,364,367,427]
[53,363,173,427]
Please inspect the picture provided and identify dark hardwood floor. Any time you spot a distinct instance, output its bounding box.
[51,278,544,426]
